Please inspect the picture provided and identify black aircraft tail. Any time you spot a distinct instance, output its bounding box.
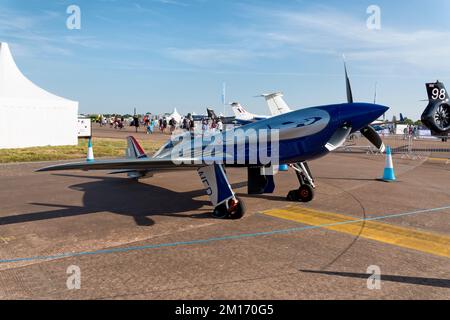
[207,108,218,120]
[426,81,449,102]
[421,81,450,135]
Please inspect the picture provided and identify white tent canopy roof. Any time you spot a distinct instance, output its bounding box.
[168,108,182,122]
[0,42,76,103]
[0,42,79,149]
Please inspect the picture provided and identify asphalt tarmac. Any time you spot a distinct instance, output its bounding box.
[0,127,449,299]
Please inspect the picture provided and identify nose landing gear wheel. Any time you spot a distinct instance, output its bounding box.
[212,197,246,220]
[287,184,315,202]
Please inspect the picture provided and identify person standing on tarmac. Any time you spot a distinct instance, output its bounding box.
[133,115,140,133]
[217,119,224,133]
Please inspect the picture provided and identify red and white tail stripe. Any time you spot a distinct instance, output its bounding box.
[126,136,148,159]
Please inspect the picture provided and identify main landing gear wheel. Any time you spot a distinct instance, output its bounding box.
[287,184,315,202]
[286,162,316,203]
[212,197,246,220]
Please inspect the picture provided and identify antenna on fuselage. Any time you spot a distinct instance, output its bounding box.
[374,82,378,104]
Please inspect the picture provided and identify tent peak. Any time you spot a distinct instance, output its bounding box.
[0,42,76,103]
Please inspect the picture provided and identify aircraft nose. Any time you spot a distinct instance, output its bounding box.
[372,104,389,119]
[340,103,390,131]
[375,104,389,114]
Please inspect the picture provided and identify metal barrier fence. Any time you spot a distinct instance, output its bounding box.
[339,134,450,162]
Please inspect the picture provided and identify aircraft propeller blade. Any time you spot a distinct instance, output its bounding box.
[344,61,354,104]
[344,59,385,152]
[360,126,386,153]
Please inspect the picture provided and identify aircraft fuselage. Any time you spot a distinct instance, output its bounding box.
[171,102,388,166]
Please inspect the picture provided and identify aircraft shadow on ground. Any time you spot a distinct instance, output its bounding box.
[300,270,450,289]
[0,174,292,227]
[0,174,217,227]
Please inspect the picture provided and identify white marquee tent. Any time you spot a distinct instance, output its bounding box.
[168,108,182,123]
[0,42,79,149]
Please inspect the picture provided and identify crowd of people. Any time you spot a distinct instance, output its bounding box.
[201,118,223,134]
[153,117,224,135]
[95,113,225,135]
[97,115,126,130]
[402,125,421,140]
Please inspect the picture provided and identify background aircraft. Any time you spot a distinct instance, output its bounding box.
[230,102,268,124]
[193,92,292,126]
[259,92,292,116]
[206,108,237,125]
[231,93,293,124]
[421,81,450,142]
[189,108,237,125]
[38,64,388,220]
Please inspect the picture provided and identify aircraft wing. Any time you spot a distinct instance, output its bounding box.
[36,136,240,212]
[37,157,207,173]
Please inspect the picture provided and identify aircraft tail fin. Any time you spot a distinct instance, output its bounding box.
[231,102,255,120]
[126,136,148,159]
[399,113,405,122]
[426,81,449,102]
[207,108,218,120]
[260,92,292,116]
[422,81,450,135]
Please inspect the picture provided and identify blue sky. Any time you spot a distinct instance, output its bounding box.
[1,0,450,119]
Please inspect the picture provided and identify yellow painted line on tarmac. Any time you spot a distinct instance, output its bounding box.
[0,235,16,245]
[428,157,449,163]
[262,206,450,259]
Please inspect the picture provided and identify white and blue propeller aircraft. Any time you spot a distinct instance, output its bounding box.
[38,65,388,220]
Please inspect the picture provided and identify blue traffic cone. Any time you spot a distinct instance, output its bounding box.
[86,137,95,162]
[382,146,396,182]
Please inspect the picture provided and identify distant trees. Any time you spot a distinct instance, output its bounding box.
[390,115,422,126]
[404,119,414,125]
